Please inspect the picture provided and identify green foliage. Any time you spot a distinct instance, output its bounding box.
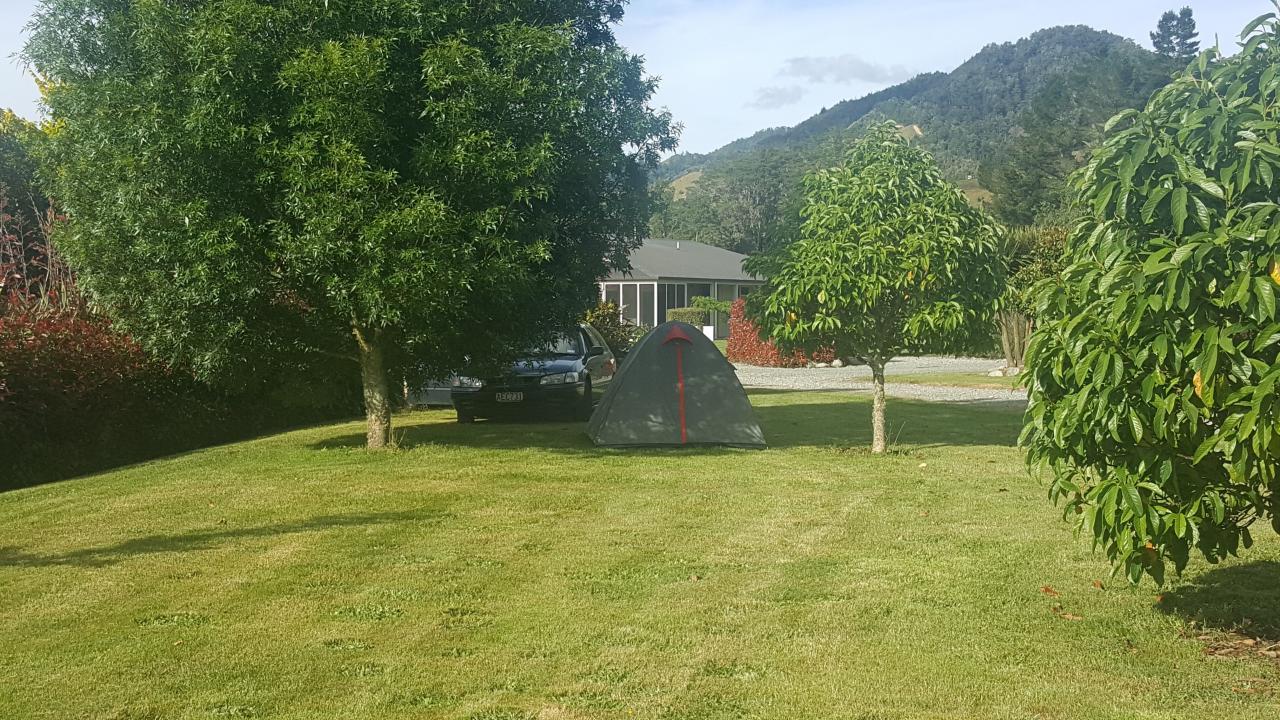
[583,301,643,355]
[690,295,732,316]
[1000,226,1069,315]
[666,307,708,326]
[0,111,43,218]
[1151,7,1200,63]
[651,149,805,254]
[980,53,1177,226]
[751,123,1004,361]
[1024,6,1280,584]
[25,0,675,445]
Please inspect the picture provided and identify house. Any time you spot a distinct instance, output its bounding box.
[599,239,763,340]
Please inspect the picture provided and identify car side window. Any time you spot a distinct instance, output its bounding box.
[585,326,607,355]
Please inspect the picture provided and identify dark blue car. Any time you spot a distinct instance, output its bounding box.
[451,323,617,423]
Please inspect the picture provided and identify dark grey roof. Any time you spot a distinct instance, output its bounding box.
[605,239,760,282]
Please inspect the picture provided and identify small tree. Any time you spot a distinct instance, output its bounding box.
[748,123,1004,453]
[1151,7,1200,63]
[25,0,675,448]
[1025,5,1280,584]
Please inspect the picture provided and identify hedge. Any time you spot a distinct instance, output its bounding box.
[0,311,359,490]
[726,298,835,367]
[666,307,708,326]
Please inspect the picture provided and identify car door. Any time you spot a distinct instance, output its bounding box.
[581,325,615,399]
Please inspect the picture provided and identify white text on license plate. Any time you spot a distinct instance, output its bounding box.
[495,392,524,403]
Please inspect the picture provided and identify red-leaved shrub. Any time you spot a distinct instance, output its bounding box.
[726,298,835,367]
[0,310,359,490]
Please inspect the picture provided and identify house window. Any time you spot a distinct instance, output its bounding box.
[605,283,620,309]
[622,283,639,324]
[714,283,737,339]
[687,282,712,302]
[658,283,686,323]
[639,284,656,328]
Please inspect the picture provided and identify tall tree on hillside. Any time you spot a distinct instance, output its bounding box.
[1151,7,1200,62]
[980,51,1177,226]
[25,0,675,449]
[748,123,1004,453]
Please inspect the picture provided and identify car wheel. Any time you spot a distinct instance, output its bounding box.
[456,410,475,424]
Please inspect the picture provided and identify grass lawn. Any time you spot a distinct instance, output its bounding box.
[2,391,1278,719]
[886,371,1024,391]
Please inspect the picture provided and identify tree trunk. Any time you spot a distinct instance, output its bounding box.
[354,325,392,450]
[998,310,1033,371]
[870,360,887,454]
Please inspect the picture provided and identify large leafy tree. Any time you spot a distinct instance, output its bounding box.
[653,150,806,255]
[1024,6,1280,584]
[25,0,675,448]
[1151,7,1200,63]
[748,123,1004,453]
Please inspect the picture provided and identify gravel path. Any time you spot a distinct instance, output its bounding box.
[733,356,1027,404]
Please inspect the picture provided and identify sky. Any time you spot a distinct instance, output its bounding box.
[0,0,1268,154]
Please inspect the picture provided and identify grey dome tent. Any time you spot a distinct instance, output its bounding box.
[587,321,766,448]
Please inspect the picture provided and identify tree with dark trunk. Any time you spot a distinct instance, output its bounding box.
[24,0,676,449]
[747,123,1004,453]
[1151,7,1200,63]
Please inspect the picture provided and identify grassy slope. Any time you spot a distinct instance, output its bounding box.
[1,392,1277,719]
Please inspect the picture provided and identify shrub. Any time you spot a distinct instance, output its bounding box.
[726,298,834,367]
[0,311,358,490]
[666,307,708,326]
[1024,8,1280,584]
[583,301,645,355]
[690,296,732,315]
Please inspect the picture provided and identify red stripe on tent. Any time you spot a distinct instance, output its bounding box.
[676,344,687,444]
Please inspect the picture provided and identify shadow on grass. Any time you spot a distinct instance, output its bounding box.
[1159,561,1280,640]
[310,392,1024,452]
[0,509,446,568]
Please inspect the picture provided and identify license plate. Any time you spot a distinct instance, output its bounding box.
[495,392,524,403]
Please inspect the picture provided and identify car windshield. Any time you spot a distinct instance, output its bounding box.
[527,332,582,357]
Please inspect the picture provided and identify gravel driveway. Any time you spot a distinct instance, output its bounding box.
[733,356,1027,403]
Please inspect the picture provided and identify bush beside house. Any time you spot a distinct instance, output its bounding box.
[726,299,835,367]
[0,311,359,490]
[666,307,708,326]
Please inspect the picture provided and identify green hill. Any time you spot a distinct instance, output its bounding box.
[652,26,1178,253]
[659,26,1172,184]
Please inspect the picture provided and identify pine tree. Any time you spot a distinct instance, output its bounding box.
[1151,7,1199,63]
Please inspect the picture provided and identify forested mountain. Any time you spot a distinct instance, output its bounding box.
[654,25,1179,253]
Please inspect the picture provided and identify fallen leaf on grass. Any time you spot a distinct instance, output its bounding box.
[1050,604,1084,621]
[1039,585,1060,597]
[1092,580,1104,590]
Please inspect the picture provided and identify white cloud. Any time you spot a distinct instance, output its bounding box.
[747,85,807,109]
[780,54,912,85]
